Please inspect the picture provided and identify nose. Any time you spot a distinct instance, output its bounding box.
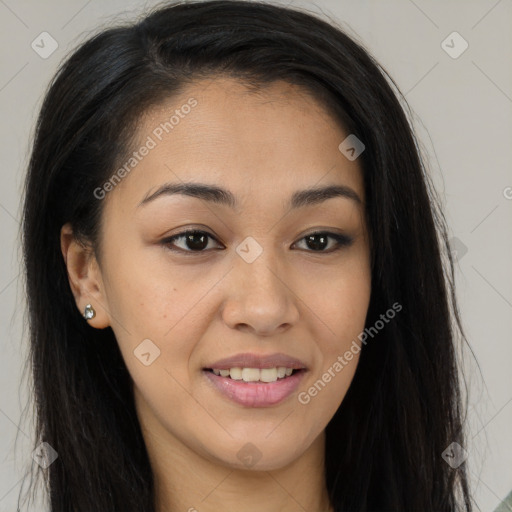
[221,250,300,336]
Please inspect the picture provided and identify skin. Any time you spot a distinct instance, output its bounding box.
[61,76,371,512]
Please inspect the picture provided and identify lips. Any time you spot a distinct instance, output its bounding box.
[203,368,306,407]
[204,352,308,370]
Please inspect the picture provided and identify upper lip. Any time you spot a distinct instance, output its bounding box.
[205,352,308,370]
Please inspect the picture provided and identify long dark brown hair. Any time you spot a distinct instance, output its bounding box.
[21,1,473,510]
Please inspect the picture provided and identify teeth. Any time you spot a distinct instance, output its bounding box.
[230,367,243,380]
[242,368,260,382]
[210,366,297,382]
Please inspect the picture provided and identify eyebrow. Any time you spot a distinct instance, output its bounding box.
[138,182,362,210]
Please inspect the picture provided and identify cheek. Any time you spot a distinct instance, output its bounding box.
[298,350,360,432]
[293,263,369,418]
[308,261,371,343]
[297,286,367,431]
[103,243,208,336]
[101,253,210,391]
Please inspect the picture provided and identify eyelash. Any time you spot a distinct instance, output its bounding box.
[161,229,353,255]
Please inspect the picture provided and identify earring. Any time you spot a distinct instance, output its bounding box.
[83,303,96,320]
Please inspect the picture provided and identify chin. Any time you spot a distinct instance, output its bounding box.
[202,434,311,472]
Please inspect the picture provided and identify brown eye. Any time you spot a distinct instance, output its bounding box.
[162,229,353,256]
[162,230,223,253]
[293,232,353,253]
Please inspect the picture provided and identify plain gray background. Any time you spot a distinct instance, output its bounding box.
[0,1,511,511]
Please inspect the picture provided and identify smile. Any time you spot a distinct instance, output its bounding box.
[203,368,306,407]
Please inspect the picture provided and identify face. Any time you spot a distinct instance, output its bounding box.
[67,76,371,471]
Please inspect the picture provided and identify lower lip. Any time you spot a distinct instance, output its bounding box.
[203,370,306,407]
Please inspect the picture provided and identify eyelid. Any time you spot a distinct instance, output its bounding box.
[162,228,224,253]
[292,231,353,252]
[161,228,353,255]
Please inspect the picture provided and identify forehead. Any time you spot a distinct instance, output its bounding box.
[104,76,364,213]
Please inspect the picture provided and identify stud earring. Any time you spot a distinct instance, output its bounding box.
[83,303,96,320]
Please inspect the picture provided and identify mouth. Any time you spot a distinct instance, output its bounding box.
[202,352,308,407]
[202,367,307,407]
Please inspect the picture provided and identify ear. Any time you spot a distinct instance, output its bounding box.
[60,222,111,329]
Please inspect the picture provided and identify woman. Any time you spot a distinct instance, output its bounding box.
[21,1,473,510]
